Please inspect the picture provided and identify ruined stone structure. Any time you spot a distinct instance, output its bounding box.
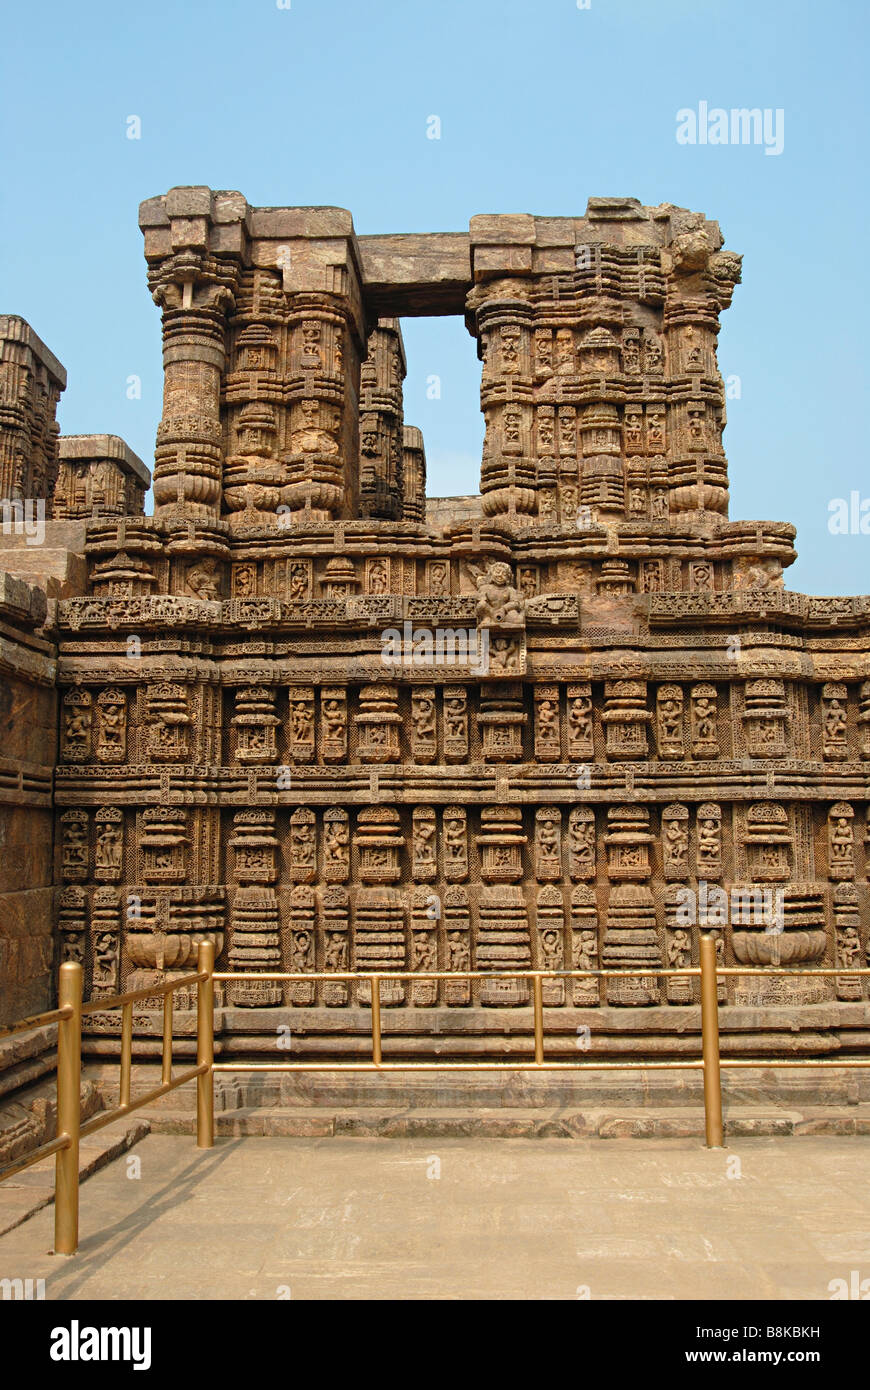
[1,191,869,1062]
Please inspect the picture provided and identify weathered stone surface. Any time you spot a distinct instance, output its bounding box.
[0,190,867,1070]
[54,435,150,519]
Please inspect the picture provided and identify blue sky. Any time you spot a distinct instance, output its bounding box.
[1,0,867,594]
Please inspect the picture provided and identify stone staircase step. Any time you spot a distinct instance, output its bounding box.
[0,1119,151,1237]
[142,1103,870,1141]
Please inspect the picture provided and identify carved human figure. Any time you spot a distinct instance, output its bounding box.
[839,926,860,968]
[665,818,689,872]
[444,815,465,863]
[414,935,436,970]
[325,935,347,970]
[697,817,720,866]
[323,700,345,741]
[65,707,89,744]
[325,819,348,863]
[448,932,470,972]
[574,929,597,971]
[369,560,388,595]
[445,697,466,740]
[186,559,221,600]
[95,824,122,870]
[537,817,560,866]
[472,562,524,628]
[289,563,309,603]
[429,563,448,596]
[519,568,537,599]
[825,700,847,745]
[568,696,592,746]
[540,929,561,969]
[412,696,436,738]
[291,701,312,742]
[659,698,682,745]
[693,696,716,743]
[414,817,436,864]
[668,929,691,968]
[235,565,255,597]
[291,821,314,866]
[537,699,558,741]
[291,399,339,455]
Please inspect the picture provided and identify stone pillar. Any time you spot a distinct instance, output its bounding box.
[141,188,244,522]
[402,425,426,523]
[359,318,405,519]
[467,216,537,522]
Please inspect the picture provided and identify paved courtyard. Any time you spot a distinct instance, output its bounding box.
[1,1134,868,1300]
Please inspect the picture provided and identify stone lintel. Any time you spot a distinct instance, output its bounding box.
[357,233,472,317]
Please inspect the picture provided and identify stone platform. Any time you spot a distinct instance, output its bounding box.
[0,1132,867,1300]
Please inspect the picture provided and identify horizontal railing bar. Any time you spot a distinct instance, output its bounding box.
[0,1005,72,1040]
[711,1058,870,1069]
[78,1063,208,1139]
[214,967,870,983]
[213,1058,870,1074]
[214,969,696,982]
[81,971,206,1015]
[212,1060,707,1072]
[0,1134,71,1183]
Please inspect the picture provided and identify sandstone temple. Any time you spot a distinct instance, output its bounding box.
[1,190,868,1072]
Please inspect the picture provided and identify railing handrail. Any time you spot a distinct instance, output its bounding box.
[213,966,870,982]
[0,1004,74,1041]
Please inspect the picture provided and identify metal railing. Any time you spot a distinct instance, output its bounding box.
[1,936,869,1255]
[0,953,212,1255]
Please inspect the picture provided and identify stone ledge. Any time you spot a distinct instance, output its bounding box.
[139,1103,870,1142]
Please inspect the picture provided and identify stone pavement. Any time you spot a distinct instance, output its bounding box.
[0,1134,868,1300]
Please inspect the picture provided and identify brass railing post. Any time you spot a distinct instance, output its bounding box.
[196,940,215,1149]
[699,935,724,1148]
[54,960,82,1255]
[371,976,382,1066]
[532,974,544,1065]
[119,1001,133,1109]
[162,991,173,1086]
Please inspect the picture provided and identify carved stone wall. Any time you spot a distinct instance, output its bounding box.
[1,190,869,1057]
[0,574,57,1025]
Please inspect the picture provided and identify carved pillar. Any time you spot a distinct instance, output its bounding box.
[821,684,849,761]
[602,680,650,761]
[322,886,350,1008]
[353,808,406,1005]
[601,805,660,1006]
[833,884,862,1002]
[227,810,283,1007]
[444,887,471,1006]
[534,685,561,762]
[402,426,426,523]
[359,318,405,519]
[474,806,530,1005]
[149,251,237,522]
[743,679,789,758]
[410,888,438,1006]
[570,886,599,1007]
[656,684,685,759]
